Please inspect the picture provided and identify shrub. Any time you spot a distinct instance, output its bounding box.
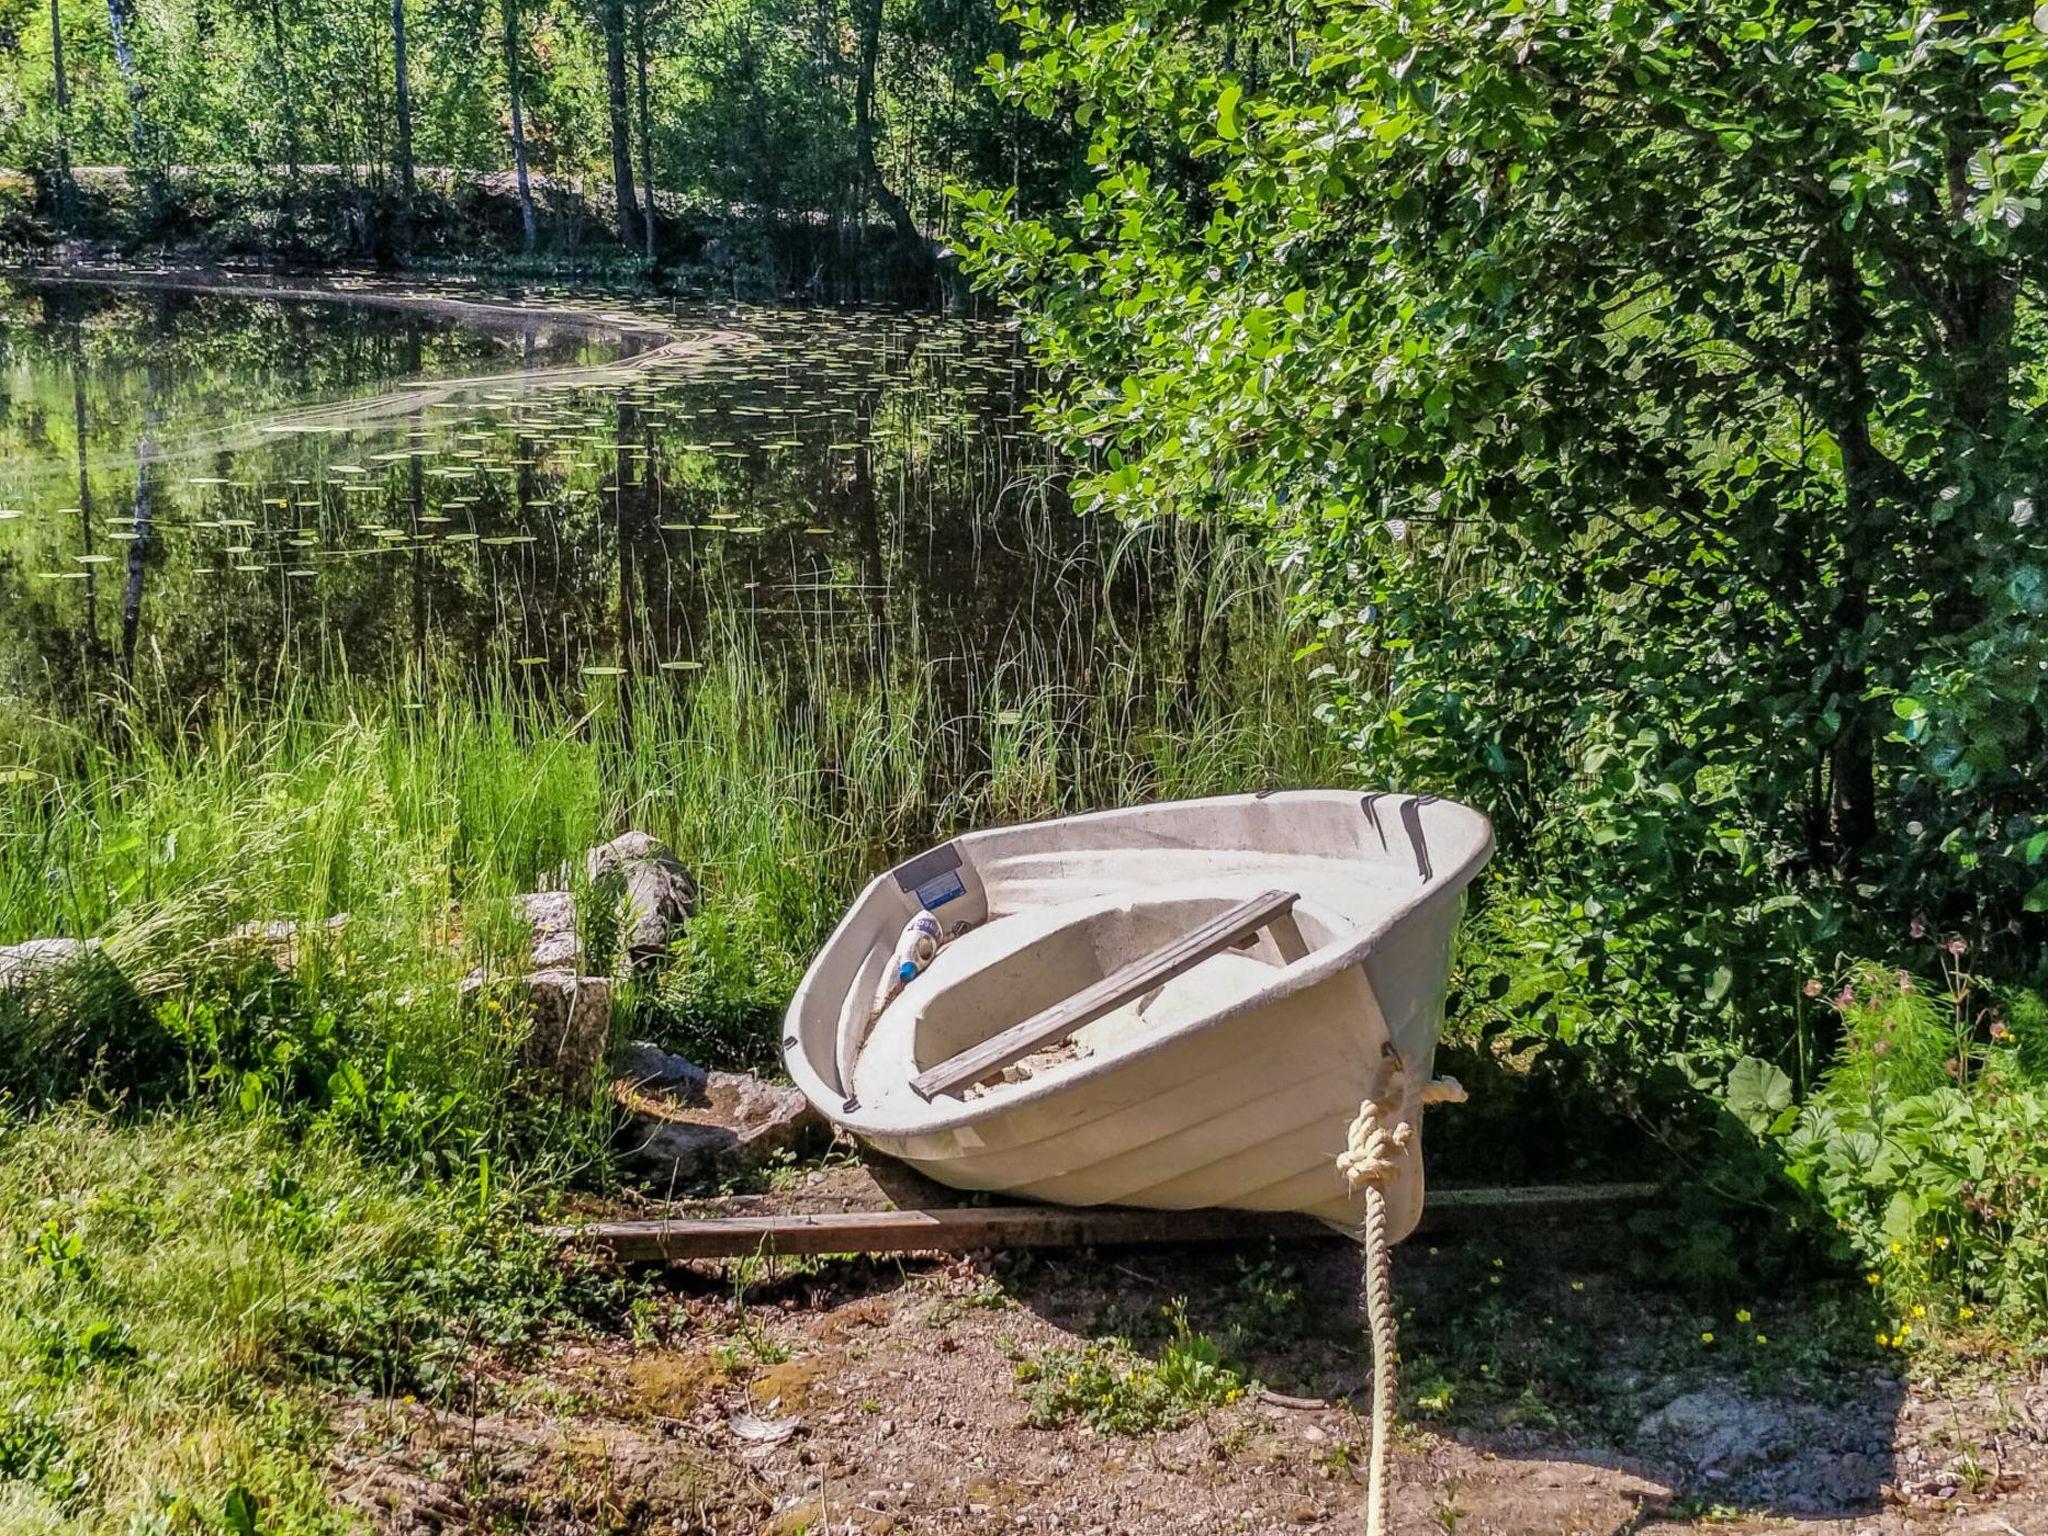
[958,0,2048,1057]
[1769,959,2048,1341]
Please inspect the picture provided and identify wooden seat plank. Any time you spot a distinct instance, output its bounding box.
[909,888,1300,1101]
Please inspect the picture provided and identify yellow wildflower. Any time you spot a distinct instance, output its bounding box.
[1735,1309,1752,1324]
[1700,1331,1715,1344]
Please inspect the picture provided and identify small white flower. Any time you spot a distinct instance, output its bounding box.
[1385,518,1409,541]
[2013,497,2036,528]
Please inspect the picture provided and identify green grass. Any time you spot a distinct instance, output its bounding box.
[0,1105,625,1535]
[0,581,1333,1531]
[1,590,1334,1082]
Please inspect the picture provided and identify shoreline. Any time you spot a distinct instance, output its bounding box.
[1,262,757,455]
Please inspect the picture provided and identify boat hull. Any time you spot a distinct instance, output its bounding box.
[783,791,1491,1240]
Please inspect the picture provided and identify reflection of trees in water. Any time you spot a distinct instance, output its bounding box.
[71,319,103,676]
[1,287,1249,756]
[119,295,167,680]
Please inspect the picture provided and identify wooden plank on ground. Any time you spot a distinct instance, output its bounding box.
[544,1183,1663,1262]
[910,888,1300,1101]
[1426,1181,1661,1213]
[545,1204,1338,1261]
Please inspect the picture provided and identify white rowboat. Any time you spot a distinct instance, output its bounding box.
[782,790,1493,1240]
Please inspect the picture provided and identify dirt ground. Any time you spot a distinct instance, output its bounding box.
[330,1172,2048,1536]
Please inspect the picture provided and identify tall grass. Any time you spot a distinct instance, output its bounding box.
[0,546,1333,1531]
[2,562,1333,1082]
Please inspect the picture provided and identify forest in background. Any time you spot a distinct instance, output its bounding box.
[0,0,1080,290]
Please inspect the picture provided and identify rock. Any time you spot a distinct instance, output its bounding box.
[1637,1387,1793,1475]
[0,937,97,989]
[512,971,613,1097]
[586,832,695,973]
[1821,1452,1882,1509]
[209,914,350,972]
[516,890,584,971]
[616,1039,708,1096]
[626,1070,823,1185]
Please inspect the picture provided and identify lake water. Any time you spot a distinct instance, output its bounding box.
[0,275,1210,725]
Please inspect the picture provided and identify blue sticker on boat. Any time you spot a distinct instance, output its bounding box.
[914,869,966,909]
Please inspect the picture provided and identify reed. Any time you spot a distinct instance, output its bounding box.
[0,524,1336,1534]
[1,554,1333,1090]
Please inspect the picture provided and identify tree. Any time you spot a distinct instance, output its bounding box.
[960,0,2048,1043]
[264,0,302,236]
[633,0,656,260]
[599,0,640,246]
[47,0,74,226]
[854,0,921,251]
[391,0,419,257]
[502,0,537,250]
[104,0,153,189]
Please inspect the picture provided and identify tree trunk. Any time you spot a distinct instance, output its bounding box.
[48,0,73,227]
[854,0,920,251]
[104,0,153,198]
[266,0,301,239]
[1823,245,1881,869]
[601,0,639,247]
[391,0,418,259]
[503,0,537,251]
[633,0,656,261]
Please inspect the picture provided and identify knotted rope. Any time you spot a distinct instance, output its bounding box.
[1339,1047,1466,1536]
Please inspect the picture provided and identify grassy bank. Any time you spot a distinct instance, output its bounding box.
[0,590,1331,1532]
[0,1108,617,1536]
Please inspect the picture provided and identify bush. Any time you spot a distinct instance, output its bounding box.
[639,896,808,1072]
[958,0,2048,1061]
[1768,959,2048,1342]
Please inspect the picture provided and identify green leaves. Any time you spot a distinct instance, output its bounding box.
[952,0,2048,1080]
[222,1486,265,1536]
[1215,80,1243,139]
[1724,1056,1795,1135]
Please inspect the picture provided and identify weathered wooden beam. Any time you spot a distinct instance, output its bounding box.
[544,1183,1661,1262]
[544,1205,1338,1261]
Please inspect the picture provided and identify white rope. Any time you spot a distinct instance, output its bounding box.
[1340,1050,1466,1536]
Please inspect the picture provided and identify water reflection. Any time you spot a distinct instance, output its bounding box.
[0,275,1280,802]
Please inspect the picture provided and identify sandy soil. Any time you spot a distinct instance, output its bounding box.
[328,1175,2047,1536]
